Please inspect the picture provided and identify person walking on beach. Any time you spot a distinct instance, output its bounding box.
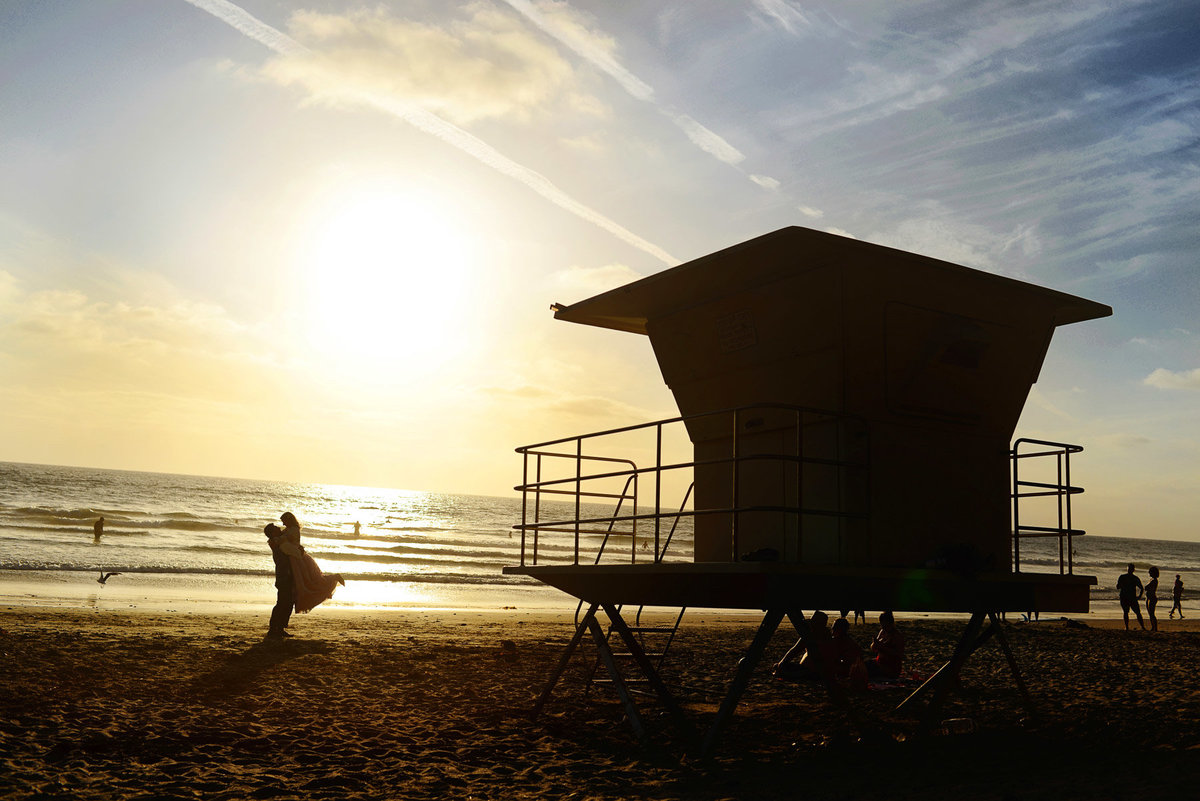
[1146,566,1160,631]
[1169,574,1184,619]
[93,516,104,543]
[265,523,294,640]
[1117,563,1145,631]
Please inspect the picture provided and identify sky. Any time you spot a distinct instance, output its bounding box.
[0,1,1197,541]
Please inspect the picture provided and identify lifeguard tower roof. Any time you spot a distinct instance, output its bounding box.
[553,227,1109,335]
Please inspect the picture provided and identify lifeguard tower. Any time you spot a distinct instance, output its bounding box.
[505,227,1111,752]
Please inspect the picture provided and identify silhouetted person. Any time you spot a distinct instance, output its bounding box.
[1169,574,1184,619]
[774,611,834,681]
[1117,563,1145,631]
[840,608,866,624]
[353,520,361,536]
[1146,566,1160,631]
[866,611,905,679]
[265,523,294,640]
[93,516,104,542]
[830,616,867,690]
[278,511,344,614]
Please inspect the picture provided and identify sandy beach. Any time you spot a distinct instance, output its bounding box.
[2,606,1198,800]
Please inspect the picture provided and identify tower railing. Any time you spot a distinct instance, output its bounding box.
[513,404,869,566]
[1011,438,1085,574]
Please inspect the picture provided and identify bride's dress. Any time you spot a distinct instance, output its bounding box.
[279,534,343,613]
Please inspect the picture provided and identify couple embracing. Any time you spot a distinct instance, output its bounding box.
[265,511,344,640]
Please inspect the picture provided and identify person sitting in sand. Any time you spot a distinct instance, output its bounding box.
[865,611,905,680]
[829,616,868,690]
[1117,563,1145,631]
[1169,574,1184,619]
[278,512,345,615]
[773,611,835,681]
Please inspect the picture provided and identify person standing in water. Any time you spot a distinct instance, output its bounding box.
[1169,574,1184,619]
[93,516,104,543]
[1116,563,1145,631]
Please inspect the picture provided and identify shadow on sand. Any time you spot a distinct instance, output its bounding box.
[191,638,330,696]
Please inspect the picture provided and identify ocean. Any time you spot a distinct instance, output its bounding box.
[1,461,1196,616]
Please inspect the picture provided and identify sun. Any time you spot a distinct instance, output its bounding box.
[297,179,476,373]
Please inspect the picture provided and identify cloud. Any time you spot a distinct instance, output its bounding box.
[183,0,678,266]
[550,263,643,302]
[499,0,652,100]
[771,3,1116,143]
[1024,386,1074,421]
[484,384,647,422]
[866,209,1038,275]
[750,0,814,36]
[1092,432,1152,449]
[797,206,824,219]
[182,0,305,55]
[263,6,581,125]
[1144,367,1200,390]
[0,270,280,401]
[497,0,792,186]
[668,112,745,165]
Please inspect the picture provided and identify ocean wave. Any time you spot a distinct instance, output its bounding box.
[0,563,537,587]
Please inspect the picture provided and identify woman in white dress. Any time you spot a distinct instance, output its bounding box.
[273,511,344,613]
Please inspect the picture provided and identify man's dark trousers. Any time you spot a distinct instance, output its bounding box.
[269,551,294,634]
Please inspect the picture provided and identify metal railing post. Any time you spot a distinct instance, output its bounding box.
[655,423,663,562]
[520,451,528,566]
[1056,451,1065,575]
[1065,449,1074,575]
[534,453,543,565]
[1011,443,1021,572]
[574,438,582,565]
[731,408,741,562]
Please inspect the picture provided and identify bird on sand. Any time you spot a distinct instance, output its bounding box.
[97,572,121,584]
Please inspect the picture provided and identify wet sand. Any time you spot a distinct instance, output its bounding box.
[2,607,1198,800]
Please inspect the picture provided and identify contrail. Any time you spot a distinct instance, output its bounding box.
[499,0,780,189]
[181,0,679,266]
[182,0,305,56]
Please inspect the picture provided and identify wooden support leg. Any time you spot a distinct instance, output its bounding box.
[988,611,1038,724]
[896,613,996,714]
[532,602,597,719]
[586,614,649,747]
[601,603,697,742]
[914,611,986,736]
[698,608,785,759]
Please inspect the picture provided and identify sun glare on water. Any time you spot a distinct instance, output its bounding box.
[298,180,477,373]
